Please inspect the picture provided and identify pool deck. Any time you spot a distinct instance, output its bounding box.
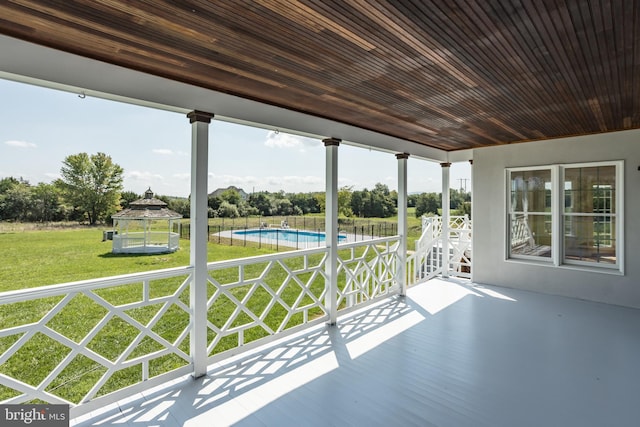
[212,228,376,249]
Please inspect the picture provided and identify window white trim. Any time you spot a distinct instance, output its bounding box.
[505,166,553,262]
[506,161,623,274]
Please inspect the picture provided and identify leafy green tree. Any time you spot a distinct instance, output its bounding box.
[56,152,123,225]
[167,198,190,218]
[460,201,472,218]
[240,204,259,217]
[338,186,353,217]
[119,191,140,210]
[0,179,33,221]
[307,192,322,213]
[0,177,21,194]
[217,201,240,218]
[351,190,366,217]
[415,192,440,217]
[271,197,293,215]
[30,183,64,222]
[208,195,223,212]
[449,188,470,210]
[220,188,241,205]
[289,192,321,214]
[350,184,395,218]
[248,192,271,216]
[370,183,396,218]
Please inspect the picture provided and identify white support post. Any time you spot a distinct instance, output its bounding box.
[396,153,409,295]
[469,159,474,282]
[187,110,213,378]
[441,162,451,278]
[324,137,340,325]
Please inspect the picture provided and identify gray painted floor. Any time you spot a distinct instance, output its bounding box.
[72,278,640,426]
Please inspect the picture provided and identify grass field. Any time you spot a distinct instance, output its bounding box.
[0,228,277,292]
[0,209,428,291]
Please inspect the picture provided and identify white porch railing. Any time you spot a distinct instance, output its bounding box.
[0,267,194,415]
[337,236,400,311]
[0,237,402,417]
[205,247,330,362]
[407,215,472,285]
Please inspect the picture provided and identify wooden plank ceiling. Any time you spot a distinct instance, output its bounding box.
[0,0,638,151]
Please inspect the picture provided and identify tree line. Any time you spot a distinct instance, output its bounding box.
[0,153,124,225]
[205,183,470,219]
[208,182,399,219]
[0,152,471,224]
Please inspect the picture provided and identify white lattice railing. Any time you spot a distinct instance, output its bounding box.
[408,218,442,285]
[0,239,404,416]
[205,247,330,361]
[408,215,472,284]
[448,226,472,279]
[0,267,193,413]
[204,237,402,361]
[337,236,400,311]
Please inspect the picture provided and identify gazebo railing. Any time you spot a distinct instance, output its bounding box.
[112,232,180,253]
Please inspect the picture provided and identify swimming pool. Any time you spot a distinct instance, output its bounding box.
[233,229,346,244]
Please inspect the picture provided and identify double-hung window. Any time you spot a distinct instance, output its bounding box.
[507,161,623,272]
[507,168,553,259]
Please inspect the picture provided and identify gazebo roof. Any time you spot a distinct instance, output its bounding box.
[112,189,182,220]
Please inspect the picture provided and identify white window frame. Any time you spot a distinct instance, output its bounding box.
[506,161,624,274]
[505,166,555,262]
[561,161,623,271]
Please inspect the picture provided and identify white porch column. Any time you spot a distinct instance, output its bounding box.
[441,162,451,278]
[324,137,340,325]
[187,110,214,378]
[396,153,409,296]
[469,159,474,282]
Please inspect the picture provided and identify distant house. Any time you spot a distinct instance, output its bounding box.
[208,186,248,200]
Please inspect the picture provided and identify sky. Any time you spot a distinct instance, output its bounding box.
[0,78,471,197]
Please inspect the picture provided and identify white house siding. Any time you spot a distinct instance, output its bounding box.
[472,129,640,309]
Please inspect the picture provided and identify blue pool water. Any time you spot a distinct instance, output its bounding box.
[233,229,346,244]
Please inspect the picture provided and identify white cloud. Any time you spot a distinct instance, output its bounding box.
[126,170,165,181]
[264,131,320,150]
[208,173,324,193]
[4,140,37,149]
[152,148,188,156]
[210,174,260,189]
[172,173,190,181]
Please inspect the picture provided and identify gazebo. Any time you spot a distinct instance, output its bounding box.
[111,188,182,254]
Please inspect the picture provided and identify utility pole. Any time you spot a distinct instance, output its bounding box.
[458,178,469,193]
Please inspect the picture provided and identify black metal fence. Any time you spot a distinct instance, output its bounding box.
[179,216,397,251]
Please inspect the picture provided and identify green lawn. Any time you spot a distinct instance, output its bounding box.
[0,228,275,292]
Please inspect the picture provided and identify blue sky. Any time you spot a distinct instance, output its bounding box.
[0,78,470,197]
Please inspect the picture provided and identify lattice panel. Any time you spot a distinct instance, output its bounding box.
[0,269,192,406]
[409,216,472,285]
[206,249,329,356]
[448,227,472,279]
[337,238,400,309]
